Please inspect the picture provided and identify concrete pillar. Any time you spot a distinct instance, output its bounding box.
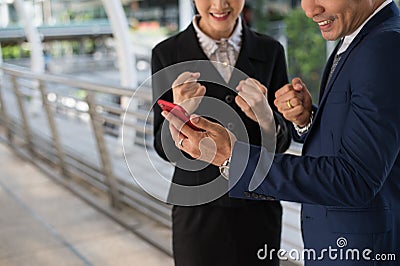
[13,0,44,116]
[101,0,137,153]
[179,0,194,31]
[13,0,44,72]
[0,1,9,28]
[0,42,3,70]
[101,0,136,87]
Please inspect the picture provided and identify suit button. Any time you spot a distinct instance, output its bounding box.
[266,196,276,201]
[225,95,235,104]
[251,192,259,199]
[244,191,251,198]
[259,195,267,200]
[227,122,235,131]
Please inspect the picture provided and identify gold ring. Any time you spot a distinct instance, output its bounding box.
[287,99,293,109]
[178,138,184,148]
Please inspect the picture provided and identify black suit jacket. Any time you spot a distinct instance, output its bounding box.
[152,22,290,206]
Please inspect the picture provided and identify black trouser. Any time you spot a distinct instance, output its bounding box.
[172,202,282,266]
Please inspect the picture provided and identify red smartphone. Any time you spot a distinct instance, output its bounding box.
[157,99,203,131]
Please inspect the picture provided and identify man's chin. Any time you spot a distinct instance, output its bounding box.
[321,32,340,41]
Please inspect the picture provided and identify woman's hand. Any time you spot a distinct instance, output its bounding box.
[172,72,206,114]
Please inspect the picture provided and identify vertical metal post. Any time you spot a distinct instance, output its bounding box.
[86,92,121,208]
[11,76,34,155]
[0,71,12,143]
[100,0,136,88]
[101,0,136,154]
[37,80,67,176]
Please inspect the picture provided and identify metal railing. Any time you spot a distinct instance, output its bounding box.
[0,63,173,254]
[0,63,304,264]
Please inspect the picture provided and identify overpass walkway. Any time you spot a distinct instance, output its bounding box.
[0,141,173,266]
[0,63,303,266]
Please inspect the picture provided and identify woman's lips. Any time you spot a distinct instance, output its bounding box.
[210,12,231,21]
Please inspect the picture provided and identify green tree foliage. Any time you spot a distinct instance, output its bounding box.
[251,0,285,33]
[1,45,30,59]
[285,8,326,100]
[252,0,269,33]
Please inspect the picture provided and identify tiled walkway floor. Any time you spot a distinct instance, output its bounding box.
[0,143,173,266]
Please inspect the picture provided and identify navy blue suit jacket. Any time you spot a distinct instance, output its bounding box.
[230,3,400,265]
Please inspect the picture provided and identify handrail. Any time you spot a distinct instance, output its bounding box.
[0,63,173,255]
[1,63,134,96]
[0,63,304,260]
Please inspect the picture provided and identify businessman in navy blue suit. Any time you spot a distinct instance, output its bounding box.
[163,0,400,265]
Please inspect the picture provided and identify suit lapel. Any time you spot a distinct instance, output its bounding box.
[229,25,257,87]
[176,24,229,86]
[318,40,342,100]
[176,24,208,62]
[176,23,259,88]
[304,2,399,148]
[318,2,399,108]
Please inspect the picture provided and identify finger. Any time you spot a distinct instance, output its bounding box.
[186,84,206,95]
[248,78,267,95]
[281,105,305,122]
[243,79,259,92]
[275,96,301,113]
[287,97,302,108]
[275,84,293,98]
[280,97,302,111]
[174,79,201,92]
[164,111,206,139]
[236,80,246,91]
[190,115,220,132]
[172,72,191,87]
[172,72,200,87]
[237,79,258,92]
[237,81,263,96]
[291,77,305,92]
[284,104,304,116]
[235,95,252,114]
[275,91,297,105]
[237,90,257,107]
[162,111,186,132]
[197,85,206,96]
[169,122,187,144]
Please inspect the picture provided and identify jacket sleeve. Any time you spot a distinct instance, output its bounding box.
[269,42,292,154]
[229,31,400,207]
[151,47,181,162]
[290,105,318,144]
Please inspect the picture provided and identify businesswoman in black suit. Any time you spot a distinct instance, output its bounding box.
[151,0,290,265]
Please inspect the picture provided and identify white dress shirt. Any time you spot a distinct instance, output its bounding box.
[192,15,243,83]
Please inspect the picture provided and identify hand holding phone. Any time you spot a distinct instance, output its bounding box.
[157,99,203,131]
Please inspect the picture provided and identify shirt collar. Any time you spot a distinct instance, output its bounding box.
[337,0,392,55]
[193,15,242,57]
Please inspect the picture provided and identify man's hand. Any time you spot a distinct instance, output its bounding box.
[274,77,313,127]
[172,72,206,114]
[162,111,236,167]
[235,78,275,134]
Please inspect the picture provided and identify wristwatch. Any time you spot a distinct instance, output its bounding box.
[219,158,230,180]
[293,111,314,136]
